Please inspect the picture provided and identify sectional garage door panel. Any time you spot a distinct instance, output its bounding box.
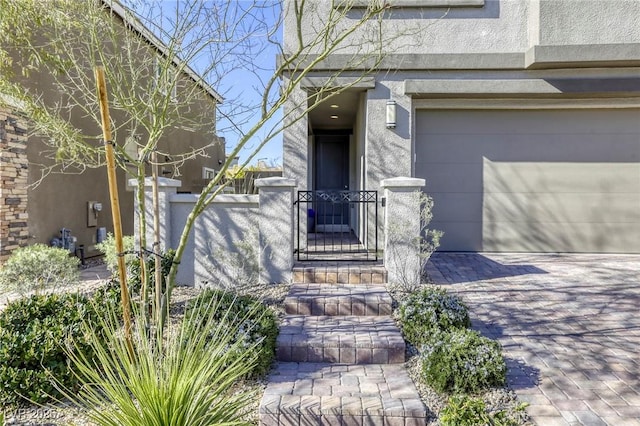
[415,109,640,253]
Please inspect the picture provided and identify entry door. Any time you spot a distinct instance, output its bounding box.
[315,134,349,230]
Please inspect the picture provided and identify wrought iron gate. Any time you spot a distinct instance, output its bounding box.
[295,190,378,261]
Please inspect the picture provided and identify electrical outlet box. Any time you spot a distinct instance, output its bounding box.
[87,201,98,227]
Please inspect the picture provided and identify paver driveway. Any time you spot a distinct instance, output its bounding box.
[427,253,640,426]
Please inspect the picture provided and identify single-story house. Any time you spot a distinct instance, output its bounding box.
[282,0,640,254]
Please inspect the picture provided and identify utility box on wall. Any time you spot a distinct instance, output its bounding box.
[87,201,102,227]
[97,227,107,244]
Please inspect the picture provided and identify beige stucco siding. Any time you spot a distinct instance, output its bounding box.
[8,27,223,258]
[415,109,640,253]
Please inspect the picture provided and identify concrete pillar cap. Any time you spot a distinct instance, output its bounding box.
[255,177,297,188]
[128,177,182,188]
[380,177,425,188]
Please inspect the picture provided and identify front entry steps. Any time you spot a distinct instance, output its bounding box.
[292,264,387,285]
[285,284,392,317]
[277,315,405,364]
[259,282,427,425]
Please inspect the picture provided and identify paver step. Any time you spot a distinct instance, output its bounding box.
[285,284,392,316]
[259,362,427,426]
[292,264,387,284]
[277,315,405,364]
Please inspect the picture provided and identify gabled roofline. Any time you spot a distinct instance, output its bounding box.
[103,0,223,104]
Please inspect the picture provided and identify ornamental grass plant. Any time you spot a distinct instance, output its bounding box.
[60,294,263,426]
[186,288,278,378]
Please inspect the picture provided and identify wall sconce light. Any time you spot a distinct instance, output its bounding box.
[386,100,397,129]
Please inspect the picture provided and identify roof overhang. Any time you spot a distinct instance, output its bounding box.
[526,43,640,70]
[404,78,640,98]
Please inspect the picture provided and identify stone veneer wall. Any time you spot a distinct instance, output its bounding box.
[0,107,29,263]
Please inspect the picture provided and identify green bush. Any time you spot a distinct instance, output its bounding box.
[186,289,278,378]
[0,244,79,295]
[398,286,470,346]
[440,395,492,426]
[420,328,506,394]
[95,234,137,275]
[440,394,524,426]
[129,248,176,295]
[91,279,127,318]
[96,234,175,296]
[0,293,102,406]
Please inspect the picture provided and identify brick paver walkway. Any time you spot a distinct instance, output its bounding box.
[260,280,427,425]
[427,253,640,426]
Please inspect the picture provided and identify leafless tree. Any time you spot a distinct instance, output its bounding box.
[0,0,427,325]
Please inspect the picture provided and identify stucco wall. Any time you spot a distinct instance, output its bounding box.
[283,0,640,62]
[537,0,640,46]
[193,195,260,288]
[5,13,224,258]
[284,0,529,56]
[135,177,295,286]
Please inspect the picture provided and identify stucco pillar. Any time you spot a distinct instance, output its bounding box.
[381,177,425,286]
[282,83,309,189]
[365,82,412,189]
[131,177,181,252]
[256,177,296,284]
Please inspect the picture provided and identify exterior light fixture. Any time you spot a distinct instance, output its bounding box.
[330,115,339,119]
[330,104,339,109]
[386,100,397,129]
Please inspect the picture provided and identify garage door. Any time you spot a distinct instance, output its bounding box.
[415,109,640,253]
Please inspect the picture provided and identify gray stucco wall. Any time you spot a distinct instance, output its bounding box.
[537,0,640,46]
[284,0,640,57]
[193,196,260,288]
[284,0,528,55]
[135,178,295,287]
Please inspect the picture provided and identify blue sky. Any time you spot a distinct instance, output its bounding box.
[216,33,283,166]
[211,2,284,167]
[128,0,284,166]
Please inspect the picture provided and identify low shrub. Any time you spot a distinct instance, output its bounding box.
[97,234,175,296]
[440,394,525,426]
[439,394,492,426]
[95,234,137,275]
[398,286,470,346]
[0,293,102,406]
[0,244,79,295]
[96,234,175,298]
[420,328,506,394]
[186,288,278,378]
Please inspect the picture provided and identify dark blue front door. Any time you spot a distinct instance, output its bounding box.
[314,134,349,230]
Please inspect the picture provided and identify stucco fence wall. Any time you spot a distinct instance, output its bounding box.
[134,176,425,287]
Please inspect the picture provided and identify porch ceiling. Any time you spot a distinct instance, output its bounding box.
[309,91,360,129]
